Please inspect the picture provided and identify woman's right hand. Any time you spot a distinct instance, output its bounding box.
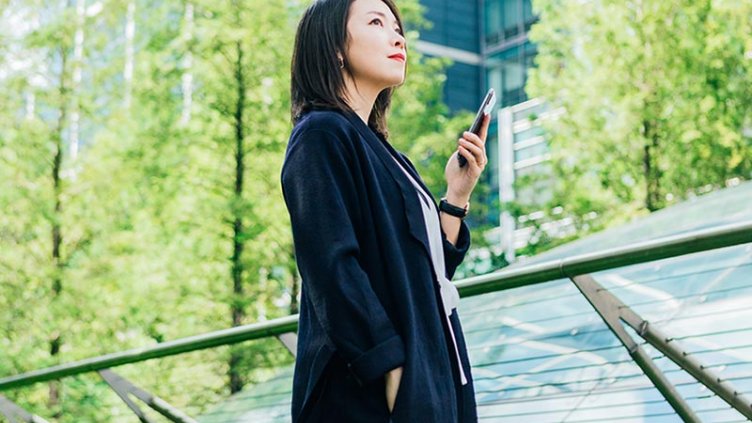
[385,366,403,413]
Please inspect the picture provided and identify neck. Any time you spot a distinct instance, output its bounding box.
[342,74,382,125]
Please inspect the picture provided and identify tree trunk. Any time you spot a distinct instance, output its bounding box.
[642,118,661,212]
[229,40,247,394]
[48,44,69,417]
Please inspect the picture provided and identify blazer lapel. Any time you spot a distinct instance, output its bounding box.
[341,110,433,261]
[390,150,435,206]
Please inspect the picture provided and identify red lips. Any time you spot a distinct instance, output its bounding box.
[388,53,406,62]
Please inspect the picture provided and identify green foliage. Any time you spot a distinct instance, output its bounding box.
[526,0,752,236]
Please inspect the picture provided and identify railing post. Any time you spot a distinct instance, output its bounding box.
[98,369,198,423]
[622,302,752,420]
[572,274,752,421]
[277,332,297,356]
[0,395,49,423]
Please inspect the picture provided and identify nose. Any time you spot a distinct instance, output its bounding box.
[392,31,405,50]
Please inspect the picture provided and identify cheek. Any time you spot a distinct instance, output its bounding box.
[347,38,378,70]
[347,29,382,61]
[350,48,376,69]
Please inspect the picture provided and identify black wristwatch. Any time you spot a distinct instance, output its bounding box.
[439,198,469,219]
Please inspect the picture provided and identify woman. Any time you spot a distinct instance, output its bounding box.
[281,0,489,421]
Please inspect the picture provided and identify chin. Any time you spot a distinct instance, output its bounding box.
[384,74,405,88]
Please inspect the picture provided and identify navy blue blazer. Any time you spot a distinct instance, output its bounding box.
[281,107,477,423]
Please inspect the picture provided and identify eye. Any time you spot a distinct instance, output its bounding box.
[370,17,402,35]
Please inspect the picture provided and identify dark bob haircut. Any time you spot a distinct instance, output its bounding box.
[290,0,405,139]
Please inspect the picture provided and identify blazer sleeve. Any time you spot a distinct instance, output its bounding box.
[441,220,471,280]
[397,152,472,279]
[281,128,405,385]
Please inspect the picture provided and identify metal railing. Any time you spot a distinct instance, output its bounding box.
[1,220,752,422]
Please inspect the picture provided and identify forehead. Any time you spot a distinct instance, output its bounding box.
[350,0,398,23]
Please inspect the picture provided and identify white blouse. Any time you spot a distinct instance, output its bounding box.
[390,155,468,385]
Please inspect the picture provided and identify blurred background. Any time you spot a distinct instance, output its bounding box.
[0,0,750,421]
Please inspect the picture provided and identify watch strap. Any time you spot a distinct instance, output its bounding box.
[439,198,469,218]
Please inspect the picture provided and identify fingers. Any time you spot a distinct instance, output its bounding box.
[458,145,481,168]
[459,138,483,160]
[479,112,491,140]
[462,131,484,148]
[459,130,488,167]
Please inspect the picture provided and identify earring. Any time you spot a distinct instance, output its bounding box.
[338,57,344,68]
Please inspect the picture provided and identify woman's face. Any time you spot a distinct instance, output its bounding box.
[344,0,406,92]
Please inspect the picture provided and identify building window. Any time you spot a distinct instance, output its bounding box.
[523,0,536,32]
[486,42,537,108]
[484,0,536,46]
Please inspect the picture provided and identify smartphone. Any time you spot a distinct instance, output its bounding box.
[458,88,496,167]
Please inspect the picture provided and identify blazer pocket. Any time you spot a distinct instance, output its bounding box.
[296,343,335,421]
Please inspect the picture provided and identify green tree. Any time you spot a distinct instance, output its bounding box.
[0,0,93,415]
[527,0,752,227]
[184,0,299,393]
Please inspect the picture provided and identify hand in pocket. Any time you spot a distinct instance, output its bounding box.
[385,366,403,413]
